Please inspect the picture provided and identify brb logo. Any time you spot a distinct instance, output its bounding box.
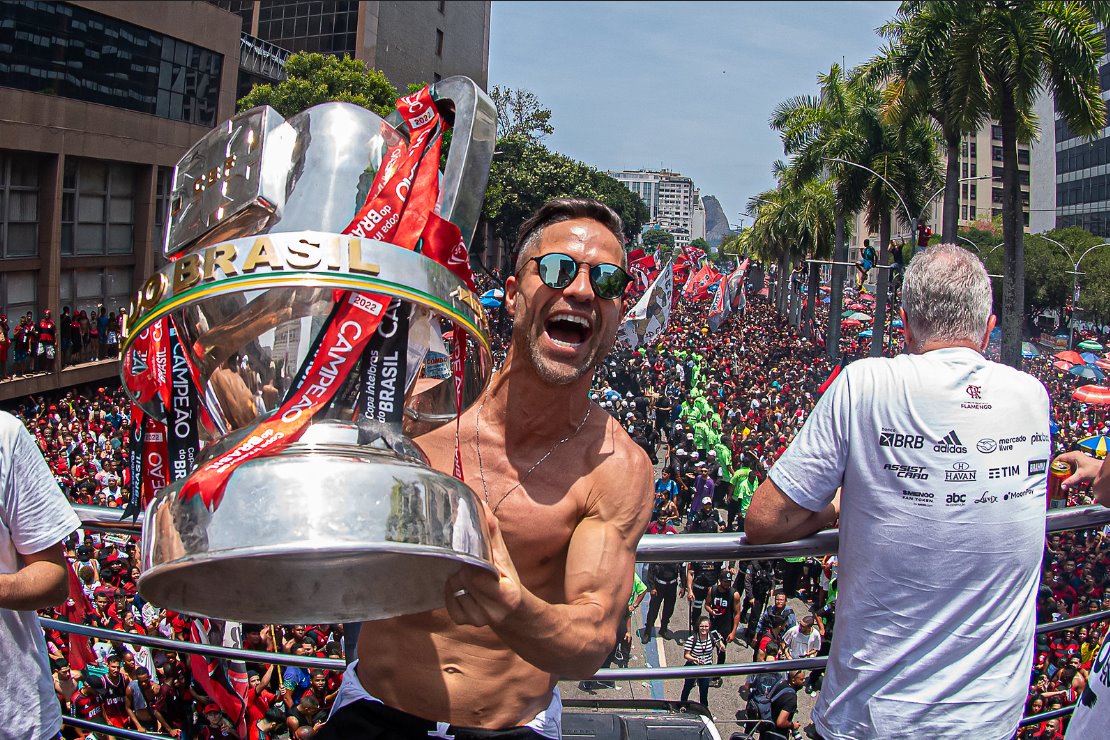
[880,429,925,449]
[966,385,982,399]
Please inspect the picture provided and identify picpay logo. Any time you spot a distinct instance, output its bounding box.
[1028,459,1048,475]
[988,465,1019,479]
[884,463,929,480]
[934,430,967,454]
[945,493,968,506]
[880,429,925,449]
[945,461,976,482]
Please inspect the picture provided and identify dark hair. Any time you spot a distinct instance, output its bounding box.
[774,589,787,598]
[513,198,625,271]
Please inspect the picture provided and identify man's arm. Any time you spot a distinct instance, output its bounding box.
[0,542,68,610]
[745,477,840,545]
[446,446,654,678]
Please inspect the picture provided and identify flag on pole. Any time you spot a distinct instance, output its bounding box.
[707,274,731,332]
[620,259,674,348]
[629,253,658,290]
[683,263,719,300]
[189,619,248,737]
[727,259,749,313]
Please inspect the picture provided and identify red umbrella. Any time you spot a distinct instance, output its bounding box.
[848,303,867,310]
[1073,385,1110,405]
[1096,359,1110,371]
[1055,350,1086,365]
[1053,360,1075,372]
[859,293,876,303]
[842,319,862,328]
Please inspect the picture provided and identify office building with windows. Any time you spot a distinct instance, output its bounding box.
[209,0,491,90]
[609,168,706,248]
[0,0,240,396]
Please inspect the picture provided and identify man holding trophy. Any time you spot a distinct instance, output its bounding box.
[323,198,655,737]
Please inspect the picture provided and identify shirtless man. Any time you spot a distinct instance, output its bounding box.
[320,198,654,738]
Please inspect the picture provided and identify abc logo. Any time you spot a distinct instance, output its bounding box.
[946,493,967,504]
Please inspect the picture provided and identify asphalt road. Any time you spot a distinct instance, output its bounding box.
[558,585,820,739]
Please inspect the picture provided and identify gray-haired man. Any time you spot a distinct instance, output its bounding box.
[747,244,1051,740]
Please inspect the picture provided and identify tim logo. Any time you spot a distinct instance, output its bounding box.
[966,385,982,399]
[935,431,968,454]
[988,465,1019,479]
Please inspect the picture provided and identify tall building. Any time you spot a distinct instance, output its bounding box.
[0,0,241,398]
[609,168,701,248]
[853,119,1036,250]
[209,1,491,90]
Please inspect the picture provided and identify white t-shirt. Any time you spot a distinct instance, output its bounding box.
[782,624,822,658]
[769,348,1050,740]
[1065,623,1109,738]
[0,411,81,739]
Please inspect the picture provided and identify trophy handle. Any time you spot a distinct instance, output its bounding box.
[388,76,497,249]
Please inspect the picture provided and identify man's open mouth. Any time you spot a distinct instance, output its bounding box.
[544,313,593,348]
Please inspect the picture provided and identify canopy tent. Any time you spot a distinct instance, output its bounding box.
[1077,434,1109,457]
[1055,350,1087,365]
[1074,386,1110,406]
[1069,365,1107,381]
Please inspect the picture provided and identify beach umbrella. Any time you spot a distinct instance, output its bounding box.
[1080,352,1099,364]
[891,318,903,328]
[1077,433,1109,457]
[842,319,862,328]
[858,329,873,338]
[858,293,876,303]
[1095,359,1110,371]
[1074,386,1110,406]
[848,303,867,311]
[1069,365,1107,381]
[1055,350,1086,365]
[1021,342,1041,358]
[821,296,831,304]
[1053,360,1075,372]
[479,288,504,308]
[847,312,872,322]
[841,310,856,318]
[1077,339,1104,351]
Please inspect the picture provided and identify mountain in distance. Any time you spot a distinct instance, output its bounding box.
[702,195,734,247]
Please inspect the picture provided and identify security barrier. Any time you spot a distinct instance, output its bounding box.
[54,503,1110,736]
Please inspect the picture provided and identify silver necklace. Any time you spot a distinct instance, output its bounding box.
[475,382,592,514]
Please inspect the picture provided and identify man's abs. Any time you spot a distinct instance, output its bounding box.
[356,610,557,729]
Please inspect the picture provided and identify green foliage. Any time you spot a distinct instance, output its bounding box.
[481,135,650,248]
[489,86,554,142]
[719,233,746,257]
[642,229,676,252]
[237,53,399,117]
[1079,246,1110,327]
[979,227,1103,317]
[689,237,711,255]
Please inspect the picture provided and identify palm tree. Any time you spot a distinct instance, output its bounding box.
[772,64,877,358]
[917,0,1109,367]
[866,2,986,244]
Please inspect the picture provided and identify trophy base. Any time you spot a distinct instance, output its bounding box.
[139,428,496,623]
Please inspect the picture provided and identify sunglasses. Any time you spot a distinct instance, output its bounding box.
[521,252,631,300]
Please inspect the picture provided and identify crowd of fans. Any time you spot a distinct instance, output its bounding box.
[3,258,1106,738]
[0,305,124,380]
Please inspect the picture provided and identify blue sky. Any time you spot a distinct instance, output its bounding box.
[488,0,900,228]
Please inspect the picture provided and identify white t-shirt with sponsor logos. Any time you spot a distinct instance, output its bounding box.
[769,347,1050,740]
[0,411,81,740]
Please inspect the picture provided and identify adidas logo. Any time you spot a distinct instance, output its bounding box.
[934,430,967,454]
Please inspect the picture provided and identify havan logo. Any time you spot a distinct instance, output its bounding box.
[945,461,976,482]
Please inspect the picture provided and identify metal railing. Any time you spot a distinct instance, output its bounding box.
[57,503,1110,736]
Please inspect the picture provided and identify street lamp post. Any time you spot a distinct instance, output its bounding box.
[1035,234,1110,350]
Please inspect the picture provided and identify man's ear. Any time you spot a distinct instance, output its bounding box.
[504,275,518,320]
[980,314,997,351]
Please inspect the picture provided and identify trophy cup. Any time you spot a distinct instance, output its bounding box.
[120,77,498,623]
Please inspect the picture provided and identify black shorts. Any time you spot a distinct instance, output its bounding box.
[317,699,548,739]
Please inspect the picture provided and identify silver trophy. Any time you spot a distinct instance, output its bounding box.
[120,77,498,623]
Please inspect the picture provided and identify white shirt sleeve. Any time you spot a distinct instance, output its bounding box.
[767,369,851,512]
[3,415,80,556]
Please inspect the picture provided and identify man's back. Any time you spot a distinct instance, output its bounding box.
[769,348,1050,738]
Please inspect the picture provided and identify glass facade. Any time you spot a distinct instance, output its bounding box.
[0,1,223,126]
[254,0,359,56]
[59,267,131,319]
[0,151,38,258]
[61,158,135,257]
[0,270,36,320]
